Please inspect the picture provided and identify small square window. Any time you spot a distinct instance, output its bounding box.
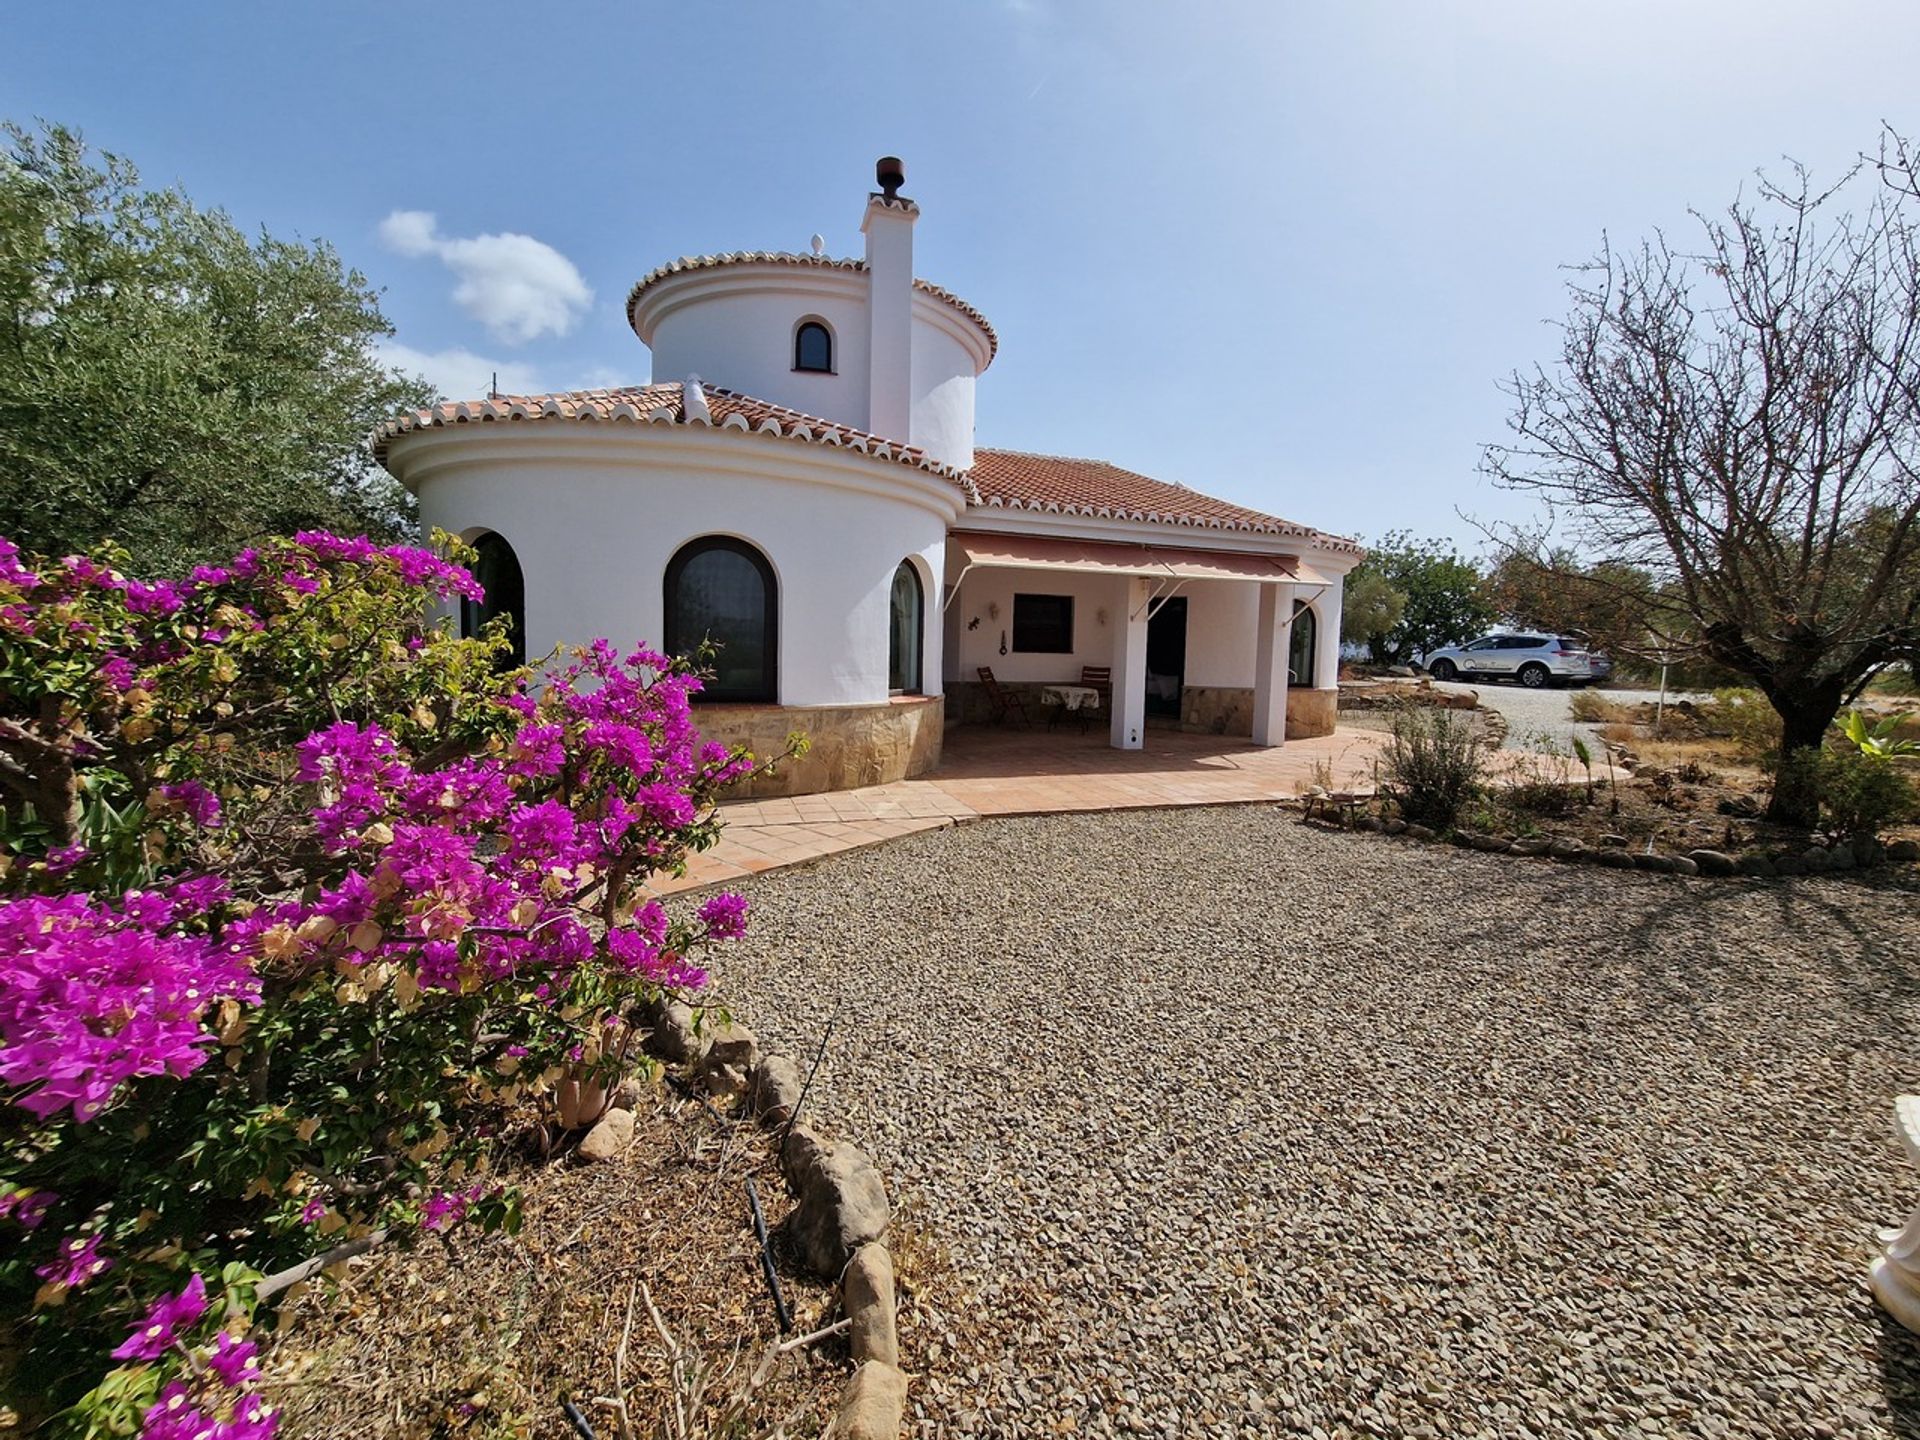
[1012,593,1074,653]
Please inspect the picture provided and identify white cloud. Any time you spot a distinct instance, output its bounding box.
[378,210,593,345]
[376,340,546,403]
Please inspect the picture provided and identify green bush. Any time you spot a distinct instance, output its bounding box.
[1381,704,1486,830]
[1817,747,1917,840]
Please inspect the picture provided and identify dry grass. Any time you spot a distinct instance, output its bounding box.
[261,1083,858,1440]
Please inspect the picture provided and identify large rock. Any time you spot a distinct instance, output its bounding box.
[1772,854,1807,877]
[1466,833,1508,853]
[1737,853,1778,878]
[1547,837,1586,860]
[1801,846,1832,874]
[750,1054,804,1127]
[1596,849,1635,869]
[697,1021,759,1098]
[1633,853,1677,873]
[1669,855,1699,876]
[1687,849,1738,876]
[1890,839,1920,863]
[1508,837,1552,857]
[576,1106,635,1163]
[1405,824,1436,842]
[843,1243,899,1366]
[834,1361,908,1440]
[1828,845,1856,872]
[782,1125,891,1277]
[640,995,709,1064]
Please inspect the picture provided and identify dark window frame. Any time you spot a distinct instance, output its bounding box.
[459,530,527,667]
[664,535,779,704]
[793,319,834,374]
[888,560,924,695]
[1289,598,1317,684]
[1011,593,1075,654]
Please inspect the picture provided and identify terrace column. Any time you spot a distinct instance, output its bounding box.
[1314,572,1344,690]
[1252,581,1295,746]
[1111,576,1149,750]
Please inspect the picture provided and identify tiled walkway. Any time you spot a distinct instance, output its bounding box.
[655,723,1391,894]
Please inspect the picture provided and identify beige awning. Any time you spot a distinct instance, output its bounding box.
[949,531,1329,586]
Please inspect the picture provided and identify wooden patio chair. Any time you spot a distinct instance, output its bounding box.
[1079,666,1112,717]
[976,667,1032,728]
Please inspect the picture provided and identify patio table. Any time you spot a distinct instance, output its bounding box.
[1040,683,1101,732]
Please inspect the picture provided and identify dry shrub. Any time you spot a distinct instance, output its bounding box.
[1568,691,1633,725]
[1381,704,1486,830]
[1696,688,1785,760]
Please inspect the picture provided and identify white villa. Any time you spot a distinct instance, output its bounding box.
[374,159,1361,797]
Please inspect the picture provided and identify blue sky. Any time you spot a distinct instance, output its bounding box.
[9,0,1919,553]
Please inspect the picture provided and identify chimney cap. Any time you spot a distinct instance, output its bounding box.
[875,156,906,198]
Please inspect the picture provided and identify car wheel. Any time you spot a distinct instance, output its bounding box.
[1430,659,1458,682]
[1517,663,1550,689]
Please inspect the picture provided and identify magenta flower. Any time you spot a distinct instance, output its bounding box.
[155,781,222,828]
[697,893,750,941]
[0,893,260,1122]
[35,1231,113,1290]
[205,1330,261,1386]
[113,1272,208,1360]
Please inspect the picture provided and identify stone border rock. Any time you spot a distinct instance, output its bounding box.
[614,994,908,1438]
[1327,810,1920,879]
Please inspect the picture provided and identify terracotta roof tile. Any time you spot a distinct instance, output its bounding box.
[372,381,969,487]
[967,448,1359,551]
[625,252,997,361]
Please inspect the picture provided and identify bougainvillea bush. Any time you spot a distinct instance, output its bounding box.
[0,532,769,1437]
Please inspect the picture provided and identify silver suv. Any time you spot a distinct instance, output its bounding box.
[1423,633,1611,688]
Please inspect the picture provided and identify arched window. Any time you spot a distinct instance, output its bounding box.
[665,537,778,703]
[1289,599,1317,685]
[460,531,526,666]
[888,560,923,694]
[794,320,833,373]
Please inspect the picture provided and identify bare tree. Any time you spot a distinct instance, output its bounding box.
[1484,133,1920,824]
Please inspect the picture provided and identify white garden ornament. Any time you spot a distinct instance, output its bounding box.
[1869,1095,1920,1331]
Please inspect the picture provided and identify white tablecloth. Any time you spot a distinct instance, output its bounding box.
[1040,684,1101,712]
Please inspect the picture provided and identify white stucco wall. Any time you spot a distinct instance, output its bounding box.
[945,568,1134,683]
[395,425,956,708]
[909,298,979,471]
[643,275,873,430]
[1182,580,1261,688]
[631,264,986,471]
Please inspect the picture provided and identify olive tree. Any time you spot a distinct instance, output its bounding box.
[1484,136,1920,824]
[0,122,429,570]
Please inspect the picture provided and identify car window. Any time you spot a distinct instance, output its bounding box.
[1557,637,1585,650]
[1463,638,1496,651]
[1496,636,1540,650]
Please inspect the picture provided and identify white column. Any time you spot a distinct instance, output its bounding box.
[1313,572,1344,691]
[1252,581,1294,747]
[1111,576,1149,750]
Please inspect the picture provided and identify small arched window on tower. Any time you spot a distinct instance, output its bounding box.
[1289,599,1317,686]
[460,530,526,667]
[793,319,833,374]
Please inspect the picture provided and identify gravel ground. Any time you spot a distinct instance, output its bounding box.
[708,807,1920,1439]
[1434,682,1707,754]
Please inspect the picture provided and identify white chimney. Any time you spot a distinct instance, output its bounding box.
[861,156,916,442]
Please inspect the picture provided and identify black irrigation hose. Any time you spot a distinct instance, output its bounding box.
[559,1395,598,1439]
[745,1177,792,1333]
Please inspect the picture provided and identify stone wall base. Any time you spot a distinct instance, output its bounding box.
[695,696,942,799]
[1179,685,1338,740]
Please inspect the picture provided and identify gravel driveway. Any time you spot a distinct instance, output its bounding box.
[1435,681,1706,754]
[713,807,1920,1438]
